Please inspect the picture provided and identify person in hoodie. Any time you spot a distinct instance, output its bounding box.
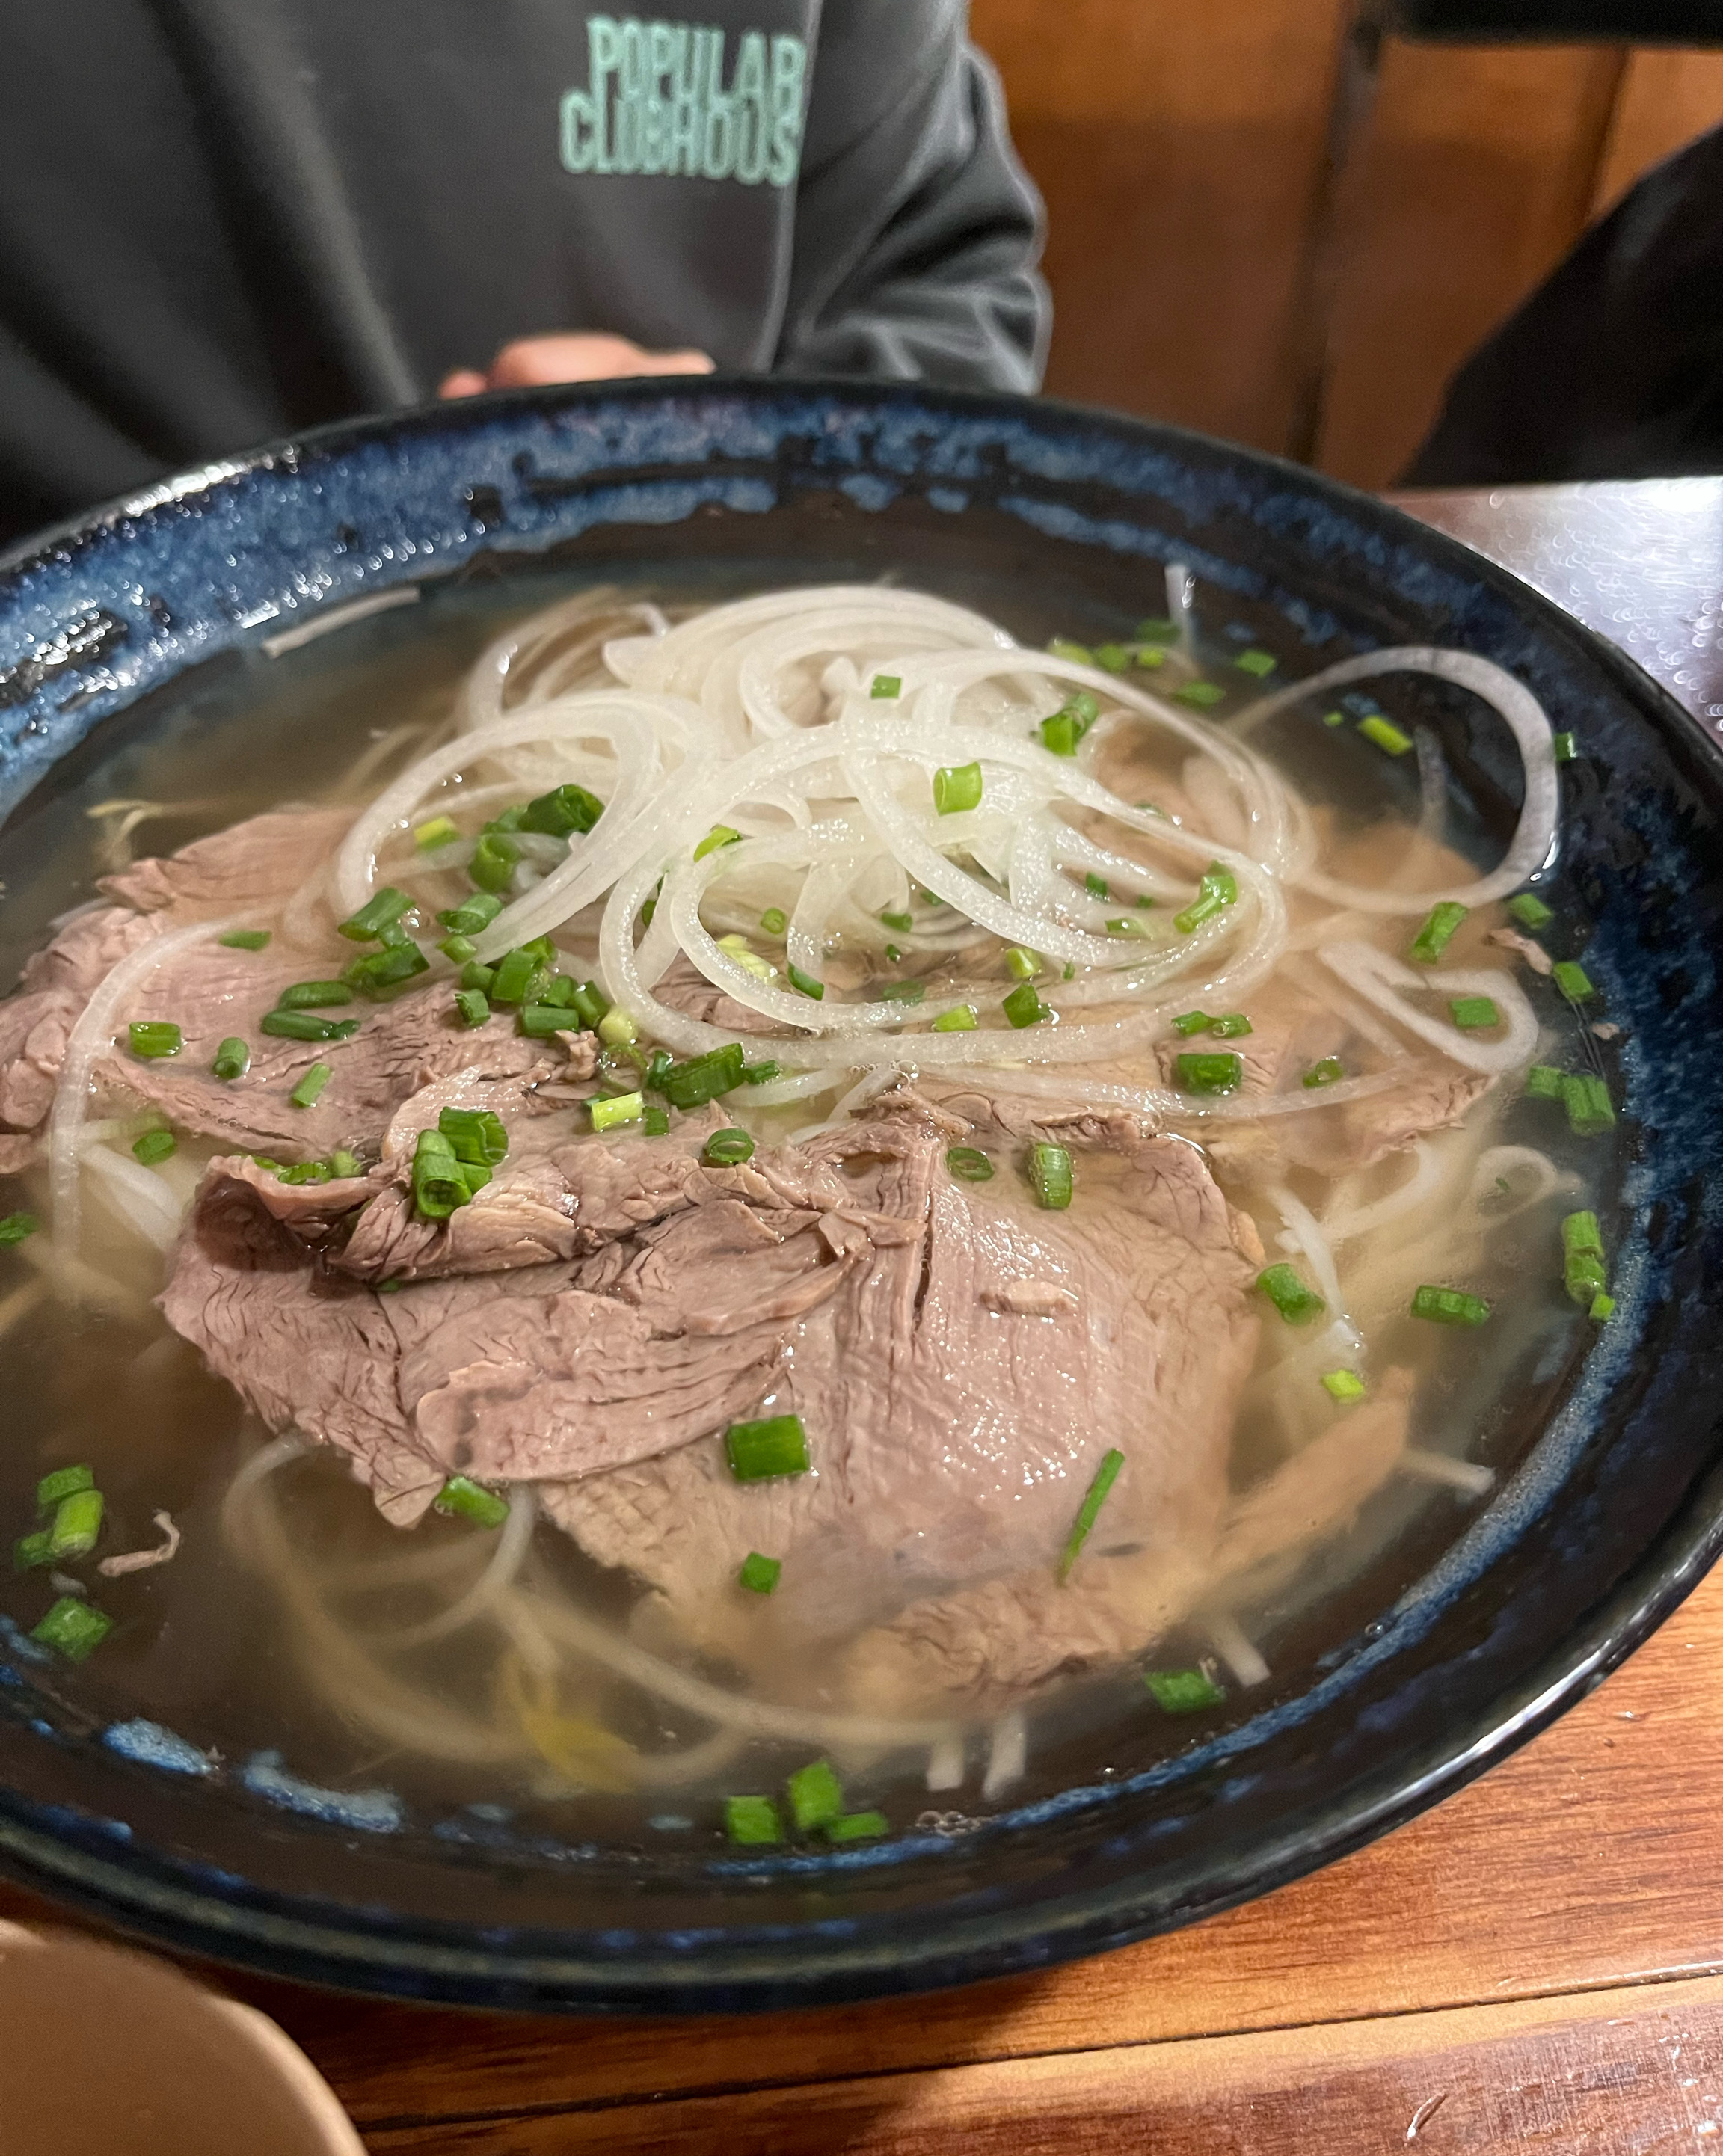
[0,0,1048,550]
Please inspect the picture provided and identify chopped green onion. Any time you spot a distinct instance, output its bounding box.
[1172,1010,1211,1037]
[1038,710,1084,755]
[488,805,528,833]
[47,1487,103,1561]
[1056,1447,1125,1582]
[786,961,824,1001]
[1449,995,1499,1031]
[1175,1051,1242,1095]
[1563,1073,1615,1135]
[878,980,924,1004]
[1410,1283,1491,1326]
[1084,872,1109,899]
[829,1811,890,1843]
[1321,708,1346,728]
[1561,1209,1607,1307]
[1553,960,1595,1002]
[461,959,497,993]
[591,1091,645,1132]
[1235,649,1277,677]
[132,1129,176,1166]
[1131,644,1167,669]
[1145,1668,1226,1713]
[439,933,479,965]
[1174,862,1238,935]
[738,1552,781,1594]
[1174,681,1225,710]
[1303,1057,1345,1089]
[1004,948,1041,980]
[880,909,913,933]
[1410,901,1468,964]
[1093,642,1131,674]
[1590,1292,1615,1321]
[1507,893,1555,931]
[1322,1369,1366,1402]
[469,830,520,892]
[1002,981,1048,1028]
[218,928,271,950]
[933,761,983,814]
[1136,616,1178,642]
[1552,731,1577,763]
[439,892,503,937]
[932,1003,977,1032]
[454,988,490,1028]
[754,909,787,940]
[31,1596,112,1662]
[434,1475,509,1529]
[438,1107,507,1167]
[338,886,412,942]
[289,1061,332,1108]
[597,1008,638,1048]
[1358,713,1414,755]
[127,1021,182,1060]
[1028,1141,1072,1208]
[787,1758,844,1834]
[277,980,354,1010]
[946,1146,994,1182]
[1256,1262,1326,1324]
[742,1060,783,1085]
[725,1413,809,1481]
[13,1531,50,1572]
[1047,636,1093,664]
[1524,1064,1563,1099]
[37,1464,93,1508]
[411,1130,467,1219]
[704,1128,755,1167]
[488,947,545,1005]
[343,940,429,995]
[275,1161,332,1186]
[0,1212,40,1244]
[522,782,604,836]
[212,1035,250,1084]
[694,823,742,861]
[870,674,901,698]
[657,1042,747,1109]
[330,1150,362,1179]
[565,980,610,1028]
[414,814,459,850]
[643,1105,670,1136]
[1208,1013,1252,1039]
[724,1795,781,1846]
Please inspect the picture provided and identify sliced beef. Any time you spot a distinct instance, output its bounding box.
[651,951,780,1037]
[96,808,351,918]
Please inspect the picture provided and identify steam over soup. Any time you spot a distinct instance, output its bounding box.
[0,581,1616,1840]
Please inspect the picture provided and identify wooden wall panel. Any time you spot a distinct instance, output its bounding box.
[969,0,1350,452]
[1593,46,1723,211]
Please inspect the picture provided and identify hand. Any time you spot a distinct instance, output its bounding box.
[438,333,716,398]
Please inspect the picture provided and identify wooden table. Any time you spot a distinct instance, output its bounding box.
[8,481,1723,2151]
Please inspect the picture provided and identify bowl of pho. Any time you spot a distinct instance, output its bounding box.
[0,379,1716,2012]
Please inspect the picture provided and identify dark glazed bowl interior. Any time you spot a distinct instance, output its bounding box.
[0,379,1719,2014]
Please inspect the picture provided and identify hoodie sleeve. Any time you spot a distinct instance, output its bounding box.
[774,0,1050,395]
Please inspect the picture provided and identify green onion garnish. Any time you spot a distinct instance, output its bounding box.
[455,988,490,1028]
[342,940,429,995]
[1235,649,1277,677]
[488,947,545,1005]
[1590,1292,1615,1321]
[434,1475,509,1529]
[1524,1064,1563,1099]
[725,1413,809,1481]
[1507,893,1554,930]
[1321,708,1346,728]
[1449,995,1499,1031]
[1094,642,1132,674]
[439,933,479,964]
[880,909,913,932]
[338,886,412,942]
[275,1161,332,1186]
[1561,1209,1607,1307]
[1409,901,1467,964]
[13,1531,50,1572]
[330,1150,362,1179]
[1132,645,1167,669]
[829,1811,890,1843]
[932,1004,977,1031]
[468,830,520,892]
[37,1464,93,1508]
[1174,681,1225,710]
[1002,981,1049,1028]
[411,1130,467,1219]
[786,961,824,1001]
[1175,1051,1242,1095]
[704,1128,755,1167]
[879,980,924,1004]
[1208,1013,1252,1039]
[1256,1262,1326,1324]
[598,1010,638,1049]
[1358,713,1414,755]
[460,960,497,994]
[1303,1057,1345,1088]
[724,1795,782,1846]
[218,928,271,950]
[1321,1369,1366,1401]
[438,1106,507,1167]
[694,824,742,862]
[1552,731,1576,762]
[439,892,503,937]
[47,1487,103,1561]
[1028,1142,1072,1208]
[127,1021,182,1060]
[0,1213,40,1245]
[289,1062,332,1109]
[1410,1284,1490,1326]
[522,782,604,836]
[1174,862,1238,935]
[31,1596,113,1662]
[132,1130,176,1167]
[261,1010,360,1043]
[277,980,354,1010]
[933,762,983,814]
[1173,1011,1211,1036]
[1145,1668,1226,1713]
[1084,872,1108,899]
[946,1146,994,1182]
[1047,636,1093,664]
[758,907,788,936]
[643,1105,670,1136]
[1004,948,1040,980]
[787,1758,844,1834]
[738,1552,781,1594]
[1056,1447,1124,1582]
[741,1060,782,1085]
[1553,960,1594,1002]
[657,1042,747,1109]
[1563,1073,1615,1135]
[414,814,459,850]
[591,1091,644,1132]
[870,674,901,698]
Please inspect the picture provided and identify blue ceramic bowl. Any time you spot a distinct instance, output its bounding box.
[0,380,1718,2013]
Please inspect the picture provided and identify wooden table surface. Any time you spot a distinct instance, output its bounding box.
[9,481,1723,2152]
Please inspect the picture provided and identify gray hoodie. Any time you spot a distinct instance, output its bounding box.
[0,0,1048,547]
